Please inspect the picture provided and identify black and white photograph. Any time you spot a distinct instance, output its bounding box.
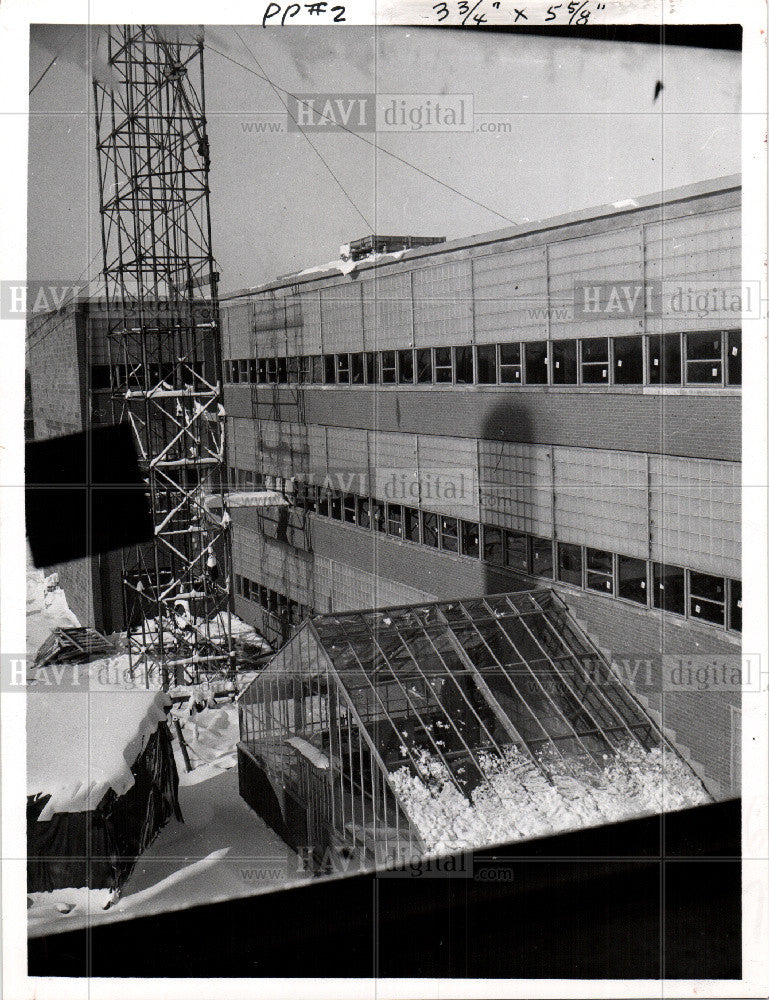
[1,1,768,995]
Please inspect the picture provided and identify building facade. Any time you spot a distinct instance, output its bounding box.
[220,175,742,800]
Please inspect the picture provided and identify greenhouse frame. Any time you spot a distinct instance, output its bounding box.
[237,588,705,867]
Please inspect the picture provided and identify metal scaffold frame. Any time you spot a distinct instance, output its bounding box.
[93,25,232,687]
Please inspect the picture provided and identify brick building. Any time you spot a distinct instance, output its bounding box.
[220,175,742,799]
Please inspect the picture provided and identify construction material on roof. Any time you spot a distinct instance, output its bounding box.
[346,235,446,260]
[34,627,115,667]
[238,588,711,866]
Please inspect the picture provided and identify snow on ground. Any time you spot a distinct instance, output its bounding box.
[26,563,81,660]
[390,743,711,856]
[27,698,310,938]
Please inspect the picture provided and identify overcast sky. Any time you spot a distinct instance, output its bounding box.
[28,26,740,294]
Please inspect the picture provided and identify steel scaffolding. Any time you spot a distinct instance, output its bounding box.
[93,25,232,687]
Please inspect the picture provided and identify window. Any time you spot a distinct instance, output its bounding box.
[371,500,386,532]
[499,343,522,384]
[336,353,350,384]
[454,346,474,385]
[231,360,240,384]
[422,510,439,547]
[613,336,644,384]
[685,332,722,384]
[416,348,433,383]
[323,355,336,384]
[317,489,329,516]
[689,571,725,626]
[729,579,742,632]
[276,357,288,384]
[351,352,365,384]
[483,525,504,565]
[581,338,609,383]
[267,358,278,384]
[356,496,371,529]
[343,493,357,524]
[529,536,553,578]
[586,548,614,594]
[404,506,421,542]
[237,359,249,383]
[648,333,681,385]
[476,344,497,384]
[91,365,111,390]
[434,347,453,383]
[297,356,311,383]
[726,331,741,386]
[551,340,577,384]
[652,562,685,616]
[257,359,268,384]
[557,542,583,586]
[380,350,397,384]
[504,530,528,573]
[286,356,299,383]
[460,520,480,557]
[398,349,415,384]
[387,503,403,538]
[364,352,377,384]
[617,555,647,605]
[330,491,343,520]
[439,515,458,552]
[524,341,548,384]
[249,359,258,383]
[311,356,324,383]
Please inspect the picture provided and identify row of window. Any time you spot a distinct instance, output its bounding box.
[233,575,309,624]
[278,481,741,633]
[223,330,741,389]
[90,361,207,391]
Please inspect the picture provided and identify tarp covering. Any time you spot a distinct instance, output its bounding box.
[27,723,182,893]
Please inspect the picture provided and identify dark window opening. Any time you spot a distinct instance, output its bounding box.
[648,333,682,385]
[398,349,415,384]
[726,330,741,386]
[613,336,644,384]
[311,356,324,383]
[364,352,376,384]
[729,579,742,632]
[416,348,433,383]
[336,353,350,384]
[552,340,577,384]
[483,525,503,566]
[557,542,583,586]
[422,511,439,547]
[324,355,336,384]
[524,341,548,384]
[581,338,609,384]
[499,343,522,384]
[476,344,497,384]
[454,346,474,385]
[381,350,397,384]
[652,562,685,616]
[356,496,371,529]
[460,520,480,558]
[351,352,364,384]
[689,571,725,626]
[434,347,453,383]
[440,515,458,552]
[504,530,528,573]
[387,503,403,538]
[529,536,553,578]
[343,493,357,524]
[277,357,288,384]
[404,506,421,543]
[586,548,614,595]
[618,555,647,605]
[685,331,722,385]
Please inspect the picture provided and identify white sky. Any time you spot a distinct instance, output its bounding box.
[28,26,741,293]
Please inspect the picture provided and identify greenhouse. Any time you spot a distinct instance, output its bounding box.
[237,589,710,867]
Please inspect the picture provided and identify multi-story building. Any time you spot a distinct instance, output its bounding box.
[220,175,742,800]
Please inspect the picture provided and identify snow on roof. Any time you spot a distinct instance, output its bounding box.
[27,657,172,820]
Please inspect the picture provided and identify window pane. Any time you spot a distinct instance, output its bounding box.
[530,536,553,577]
[365,352,376,384]
[398,349,414,384]
[416,349,433,383]
[581,338,609,383]
[483,525,503,565]
[557,542,583,585]
[652,562,685,616]
[648,334,681,385]
[336,353,350,384]
[231,361,240,384]
[422,511,438,547]
[461,520,480,557]
[440,515,458,552]
[277,357,288,383]
[726,330,741,386]
[552,340,577,384]
[613,336,644,384]
[404,506,420,543]
[317,489,329,516]
[324,355,336,384]
[343,494,356,524]
[476,344,497,384]
[330,492,342,519]
[504,530,528,572]
[586,548,614,594]
[689,571,726,625]
[371,500,386,532]
[499,343,522,383]
[387,503,403,538]
[617,555,647,605]
[350,353,364,384]
[381,350,396,384]
[434,347,453,383]
[686,332,722,384]
[311,356,324,383]
[729,579,742,632]
[454,346,474,385]
[356,496,371,528]
[524,341,548,384]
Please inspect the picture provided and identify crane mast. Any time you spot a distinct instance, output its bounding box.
[93,25,232,687]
